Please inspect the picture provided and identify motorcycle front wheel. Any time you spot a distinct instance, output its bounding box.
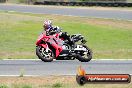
[36,46,54,62]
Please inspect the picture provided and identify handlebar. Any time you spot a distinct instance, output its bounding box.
[71,34,82,42]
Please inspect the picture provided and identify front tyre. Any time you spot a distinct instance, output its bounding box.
[36,46,54,62]
[77,45,92,62]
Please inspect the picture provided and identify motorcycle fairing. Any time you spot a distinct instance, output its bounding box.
[47,37,63,58]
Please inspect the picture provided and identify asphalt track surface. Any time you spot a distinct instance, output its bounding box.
[0,4,132,20]
[0,60,132,76]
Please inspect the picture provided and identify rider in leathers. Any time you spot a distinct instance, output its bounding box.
[43,20,73,45]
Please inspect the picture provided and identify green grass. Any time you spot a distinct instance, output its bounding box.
[128,0,132,2]
[11,84,32,88]
[52,83,63,88]
[0,11,132,59]
[0,84,8,88]
[6,0,19,3]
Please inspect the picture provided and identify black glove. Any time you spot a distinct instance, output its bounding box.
[60,32,68,40]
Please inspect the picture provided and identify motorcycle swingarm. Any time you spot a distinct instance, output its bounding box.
[59,50,70,57]
[58,50,77,57]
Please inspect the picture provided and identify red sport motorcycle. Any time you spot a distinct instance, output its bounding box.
[36,32,92,62]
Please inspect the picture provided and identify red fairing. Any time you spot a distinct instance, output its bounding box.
[40,44,47,49]
[36,32,49,45]
[51,43,63,57]
[36,33,45,45]
[55,33,59,37]
[36,32,63,58]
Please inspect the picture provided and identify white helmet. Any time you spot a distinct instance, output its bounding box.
[43,20,52,31]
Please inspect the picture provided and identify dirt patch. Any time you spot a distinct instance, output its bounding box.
[0,76,75,85]
[1,11,132,30]
[0,51,35,59]
[0,12,42,23]
[85,18,132,30]
[42,14,132,30]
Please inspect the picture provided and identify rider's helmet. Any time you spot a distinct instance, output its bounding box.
[43,20,52,31]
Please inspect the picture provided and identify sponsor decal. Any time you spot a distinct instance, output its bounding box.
[76,66,131,85]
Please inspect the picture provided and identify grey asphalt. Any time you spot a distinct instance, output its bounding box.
[0,4,132,20]
[0,60,132,76]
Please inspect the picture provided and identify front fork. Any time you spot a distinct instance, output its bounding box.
[39,44,50,53]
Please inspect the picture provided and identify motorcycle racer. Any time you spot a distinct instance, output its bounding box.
[36,20,92,62]
[43,20,61,35]
[43,20,73,45]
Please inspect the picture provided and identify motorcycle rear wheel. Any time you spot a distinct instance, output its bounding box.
[36,46,54,62]
[77,45,92,62]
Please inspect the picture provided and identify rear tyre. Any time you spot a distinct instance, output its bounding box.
[77,45,92,62]
[36,46,54,62]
